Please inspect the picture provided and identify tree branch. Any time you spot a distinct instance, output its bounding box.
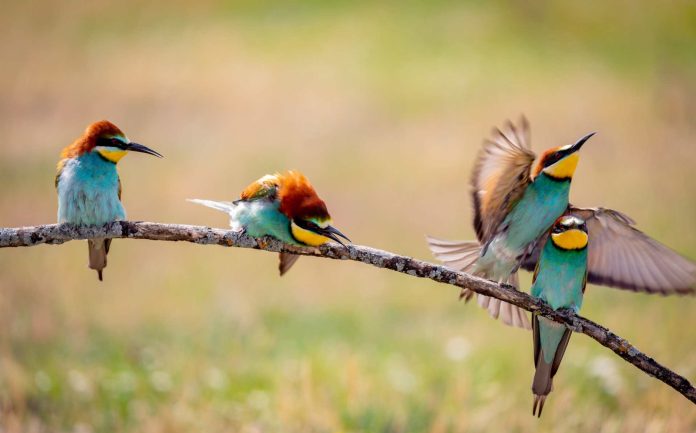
[1,221,694,404]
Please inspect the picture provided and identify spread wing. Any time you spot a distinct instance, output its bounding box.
[471,116,536,243]
[522,207,696,294]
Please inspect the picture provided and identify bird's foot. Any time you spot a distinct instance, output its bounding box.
[459,288,474,302]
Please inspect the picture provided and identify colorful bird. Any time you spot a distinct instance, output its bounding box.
[56,120,163,280]
[529,215,588,417]
[428,117,696,328]
[189,170,350,275]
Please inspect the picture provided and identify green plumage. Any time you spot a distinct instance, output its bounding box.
[530,218,588,417]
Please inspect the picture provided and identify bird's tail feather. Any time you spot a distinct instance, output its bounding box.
[279,252,301,276]
[477,273,531,329]
[426,236,481,301]
[88,238,109,281]
[426,236,530,329]
[532,316,573,417]
[532,356,554,417]
[532,394,547,418]
[532,314,554,418]
[187,198,236,214]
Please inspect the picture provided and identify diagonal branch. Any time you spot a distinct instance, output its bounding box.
[0,221,694,404]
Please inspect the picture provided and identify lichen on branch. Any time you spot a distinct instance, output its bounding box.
[0,221,694,404]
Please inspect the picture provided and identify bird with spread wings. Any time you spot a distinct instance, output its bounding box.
[428,117,696,329]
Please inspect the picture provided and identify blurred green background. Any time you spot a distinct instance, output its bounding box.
[1,1,695,432]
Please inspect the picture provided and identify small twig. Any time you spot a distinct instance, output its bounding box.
[1,221,694,404]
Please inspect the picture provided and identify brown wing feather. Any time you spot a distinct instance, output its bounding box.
[470,116,536,243]
[55,159,66,189]
[522,206,696,294]
[240,174,280,201]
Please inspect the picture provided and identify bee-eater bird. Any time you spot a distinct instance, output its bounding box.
[188,170,350,275]
[530,215,588,417]
[56,120,163,280]
[428,117,696,329]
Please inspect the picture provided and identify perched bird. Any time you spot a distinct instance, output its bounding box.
[189,170,350,275]
[428,117,696,328]
[529,215,588,417]
[56,121,163,280]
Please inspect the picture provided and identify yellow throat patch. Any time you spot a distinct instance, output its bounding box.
[544,153,579,179]
[551,228,588,250]
[98,149,128,163]
[291,221,331,246]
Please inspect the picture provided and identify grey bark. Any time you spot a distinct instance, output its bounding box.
[0,221,694,404]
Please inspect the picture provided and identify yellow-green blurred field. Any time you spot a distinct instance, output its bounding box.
[1,1,695,432]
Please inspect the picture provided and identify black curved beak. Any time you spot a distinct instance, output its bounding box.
[567,132,595,154]
[127,142,163,158]
[319,225,351,246]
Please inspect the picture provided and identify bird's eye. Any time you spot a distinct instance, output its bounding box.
[110,138,124,148]
[296,219,320,232]
[544,152,563,167]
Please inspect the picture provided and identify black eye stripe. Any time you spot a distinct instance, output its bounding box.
[96,137,127,149]
[543,152,564,167]
[295,219,320,231]
[553,224,588,234]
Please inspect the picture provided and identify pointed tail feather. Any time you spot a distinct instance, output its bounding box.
[532,394,547,417]
[532,315,554,417]
[532,356,554,414]
[88,239,109,281]
[187,198,236,214]
[531,315,573,417]
[279,252,301,276]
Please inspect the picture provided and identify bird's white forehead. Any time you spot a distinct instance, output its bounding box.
[559,215,585,227]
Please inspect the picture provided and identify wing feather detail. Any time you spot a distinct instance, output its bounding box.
[240,174,280,201]
[522,207,696,294]
[471,117,536,243]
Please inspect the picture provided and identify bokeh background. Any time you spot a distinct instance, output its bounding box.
[1,1,695,432]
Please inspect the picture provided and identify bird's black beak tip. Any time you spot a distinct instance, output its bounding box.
[322,225,351,246]
[128,142,164,158]
[580,131,596,143]
[571,131,596,152]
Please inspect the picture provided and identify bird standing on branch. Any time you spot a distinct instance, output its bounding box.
[529,215,588,417]
[56,121,163,280]
[189,170,350,275]
[428,117,696,329]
